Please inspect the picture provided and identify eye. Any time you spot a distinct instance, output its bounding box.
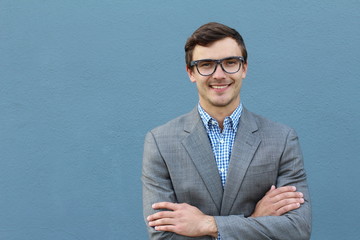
[198,61,214,69]
[223,58,238,66]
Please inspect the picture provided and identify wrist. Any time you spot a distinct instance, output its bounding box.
[202,215,218,238]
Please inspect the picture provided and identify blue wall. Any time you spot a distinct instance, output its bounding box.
[1,1,359,239]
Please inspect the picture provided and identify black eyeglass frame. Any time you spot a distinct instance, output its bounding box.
[190,56,245,76]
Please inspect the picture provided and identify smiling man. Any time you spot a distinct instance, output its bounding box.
[142,22,311,239]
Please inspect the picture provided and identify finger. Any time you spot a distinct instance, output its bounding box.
[152,202,178,210]
[267,186,296,197]
[148,217,175,227]
[154,225,176,232]
[276,202,302,216]
[267,186,300,198]
[147,210,174,221]
[272,191,303,203]
[273,197,304,211]
[265,185,276,195]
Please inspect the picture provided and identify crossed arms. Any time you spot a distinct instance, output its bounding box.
[142,128,311,239]
[147,186,304,238]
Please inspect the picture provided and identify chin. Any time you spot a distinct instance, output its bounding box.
[210,97,239,108]
[211,101,233,108]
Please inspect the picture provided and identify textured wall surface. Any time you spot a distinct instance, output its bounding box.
[1,1,359,239]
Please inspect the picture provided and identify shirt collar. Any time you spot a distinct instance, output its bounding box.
[198,103,243,132]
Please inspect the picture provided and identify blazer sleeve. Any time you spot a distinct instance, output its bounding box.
[142,131,212,240]
[142,131,176,239]
[214,128,312,240]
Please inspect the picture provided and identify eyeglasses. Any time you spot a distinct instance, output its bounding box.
[190,56,245,76]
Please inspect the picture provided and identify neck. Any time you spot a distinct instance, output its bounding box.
[200,101,240,130]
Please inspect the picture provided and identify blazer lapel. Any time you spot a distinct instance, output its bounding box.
[221,108,261,215]
[181,108,223,212]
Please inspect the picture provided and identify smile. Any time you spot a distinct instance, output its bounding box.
[211,84,230,89]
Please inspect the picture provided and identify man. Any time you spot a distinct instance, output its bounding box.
[142,22,311,239]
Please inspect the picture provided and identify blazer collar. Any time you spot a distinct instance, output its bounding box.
[221,107,261,215]
[181,107,261,215]
[181,107,223,212]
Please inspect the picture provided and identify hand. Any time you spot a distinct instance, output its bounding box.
[251,185,304,218]
[147,202,218,238]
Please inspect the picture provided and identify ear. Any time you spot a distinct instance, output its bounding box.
[186,65,197,83]
[241,62,248,79]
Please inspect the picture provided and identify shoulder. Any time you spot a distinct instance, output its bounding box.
[244,108,297,137]
[147,107,200,138]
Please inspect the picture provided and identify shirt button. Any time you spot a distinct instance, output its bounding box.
[219,139,225,144]
[220,168,225,173]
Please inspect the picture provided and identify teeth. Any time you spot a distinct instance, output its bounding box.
[212,85,228,89]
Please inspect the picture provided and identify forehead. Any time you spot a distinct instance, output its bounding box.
[192,37,242,60]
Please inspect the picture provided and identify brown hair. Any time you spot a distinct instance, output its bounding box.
[185,22,248,67]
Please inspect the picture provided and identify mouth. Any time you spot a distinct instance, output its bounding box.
[210,83,231,91]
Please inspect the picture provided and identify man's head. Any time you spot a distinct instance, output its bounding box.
[185,22,248,115]
[185,22,247,68]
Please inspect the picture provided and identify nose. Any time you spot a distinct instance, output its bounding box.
[212,63,227,79]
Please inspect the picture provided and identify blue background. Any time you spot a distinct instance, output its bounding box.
[1,1,359,239]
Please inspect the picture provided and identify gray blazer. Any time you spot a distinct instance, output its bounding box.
[142,107,311,239]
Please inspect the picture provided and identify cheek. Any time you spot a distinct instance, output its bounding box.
[232,75,243,85]
[194,76,210,87]
[189,71,207,84]
[232,78,243,92]
[238,80,243,88]
[196,80,208,91]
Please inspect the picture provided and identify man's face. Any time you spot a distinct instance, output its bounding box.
[187,37,247,113]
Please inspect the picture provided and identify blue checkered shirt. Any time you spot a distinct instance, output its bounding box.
[198,103,242,239]
[198,103,242,186]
